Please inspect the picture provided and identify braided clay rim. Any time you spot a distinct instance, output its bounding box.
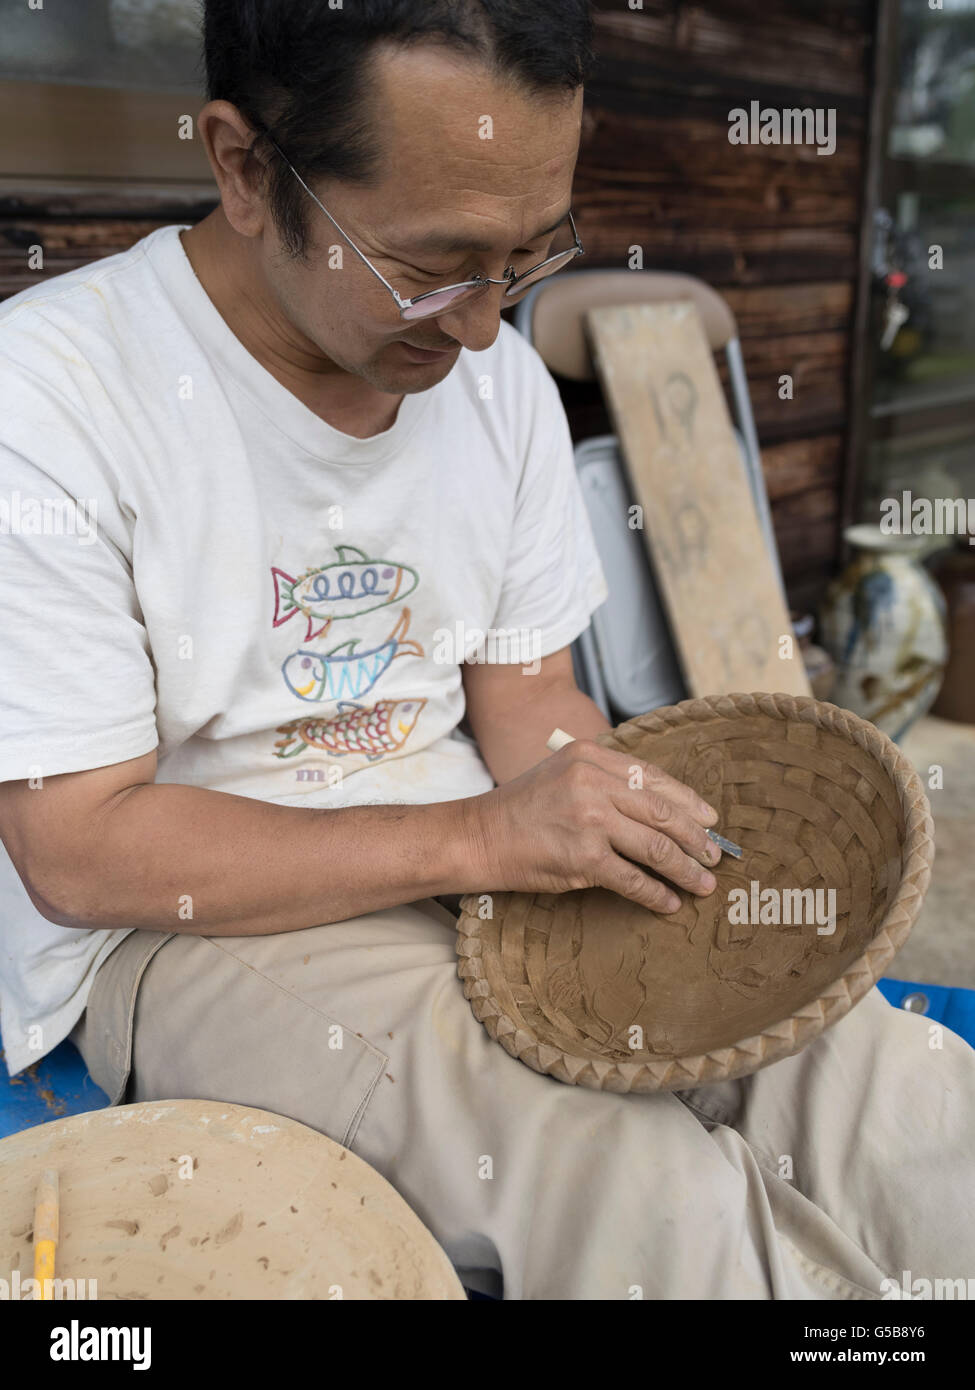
[456,693,935,1092]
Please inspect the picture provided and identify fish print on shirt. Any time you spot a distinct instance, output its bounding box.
[274,698,427,762]
[282,609,423,703]
[271,543,426,763]
[272,546,418,641]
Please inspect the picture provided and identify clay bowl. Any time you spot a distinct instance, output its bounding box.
[457,693,934,1092]
[0,1100,466,1299]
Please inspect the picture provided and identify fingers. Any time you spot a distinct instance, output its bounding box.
[554,740,721,869]
[540,741,726,906]
[575,742,719,827]
[612,780,720,871]
[596,851,682,914]
[607,806,717,898]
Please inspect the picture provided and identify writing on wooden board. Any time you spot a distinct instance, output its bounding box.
[586,300,810,698]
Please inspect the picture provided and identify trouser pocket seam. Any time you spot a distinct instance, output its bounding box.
[83,929,176,1106]
[199,935,389,1148]
[779,1234,884,1301]
[202,935,388,1064]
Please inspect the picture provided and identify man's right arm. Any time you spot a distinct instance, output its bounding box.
[0,752,485,935]
[0,732,721,937]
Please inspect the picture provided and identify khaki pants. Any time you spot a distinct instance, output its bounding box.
[70,898,975,1300]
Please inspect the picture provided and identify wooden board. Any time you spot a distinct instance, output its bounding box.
[586,301,811,698]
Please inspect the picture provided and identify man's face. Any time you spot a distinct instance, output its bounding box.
[260,44,583,395]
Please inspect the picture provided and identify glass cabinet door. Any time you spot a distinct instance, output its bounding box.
[0,0,203,92]
[859,0,975,529]
[0,0,209,183]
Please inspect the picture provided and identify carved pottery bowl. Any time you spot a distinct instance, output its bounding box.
[456,693,933,1092]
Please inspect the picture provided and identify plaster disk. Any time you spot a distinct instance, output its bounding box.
[0,1100,465,1299]
[457,693,933,1092]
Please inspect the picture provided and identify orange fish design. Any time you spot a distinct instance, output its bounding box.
[274,698,426,761]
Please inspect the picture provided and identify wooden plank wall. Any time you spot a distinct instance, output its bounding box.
[566,0,877,609]
[0,0,876,608]
[0,185,217,295]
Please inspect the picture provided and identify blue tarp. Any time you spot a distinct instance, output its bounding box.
[876,978,975,1050]
[0,1040,109,1140]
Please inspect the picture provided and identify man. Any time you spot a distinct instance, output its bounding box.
[0,0,972,1300]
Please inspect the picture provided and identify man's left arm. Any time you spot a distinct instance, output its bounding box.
[462,646,611,784]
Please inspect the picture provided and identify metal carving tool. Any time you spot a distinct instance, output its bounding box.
[546,727,743,859]
[705,828,742,860]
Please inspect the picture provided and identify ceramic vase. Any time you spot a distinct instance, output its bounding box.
[931,541,975,723]
[792,612,836,702]
[818,524,946,741]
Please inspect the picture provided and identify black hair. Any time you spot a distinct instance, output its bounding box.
[202,0,594,258]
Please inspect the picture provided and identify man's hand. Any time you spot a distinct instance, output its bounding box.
[462,737,721,913]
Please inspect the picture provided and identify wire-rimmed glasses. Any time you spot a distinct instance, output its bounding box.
[260,132,585,321]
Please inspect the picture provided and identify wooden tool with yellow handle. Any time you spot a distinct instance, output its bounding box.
[34,1168,59,1297]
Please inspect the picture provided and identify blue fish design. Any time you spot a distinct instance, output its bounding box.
[283,609,423,703]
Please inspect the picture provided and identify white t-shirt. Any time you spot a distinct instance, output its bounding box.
[0,224,608,1076]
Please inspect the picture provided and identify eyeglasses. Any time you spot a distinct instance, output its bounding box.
[260,133,585,321]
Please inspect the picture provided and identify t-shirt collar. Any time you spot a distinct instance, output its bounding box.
[144,224,434,464]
